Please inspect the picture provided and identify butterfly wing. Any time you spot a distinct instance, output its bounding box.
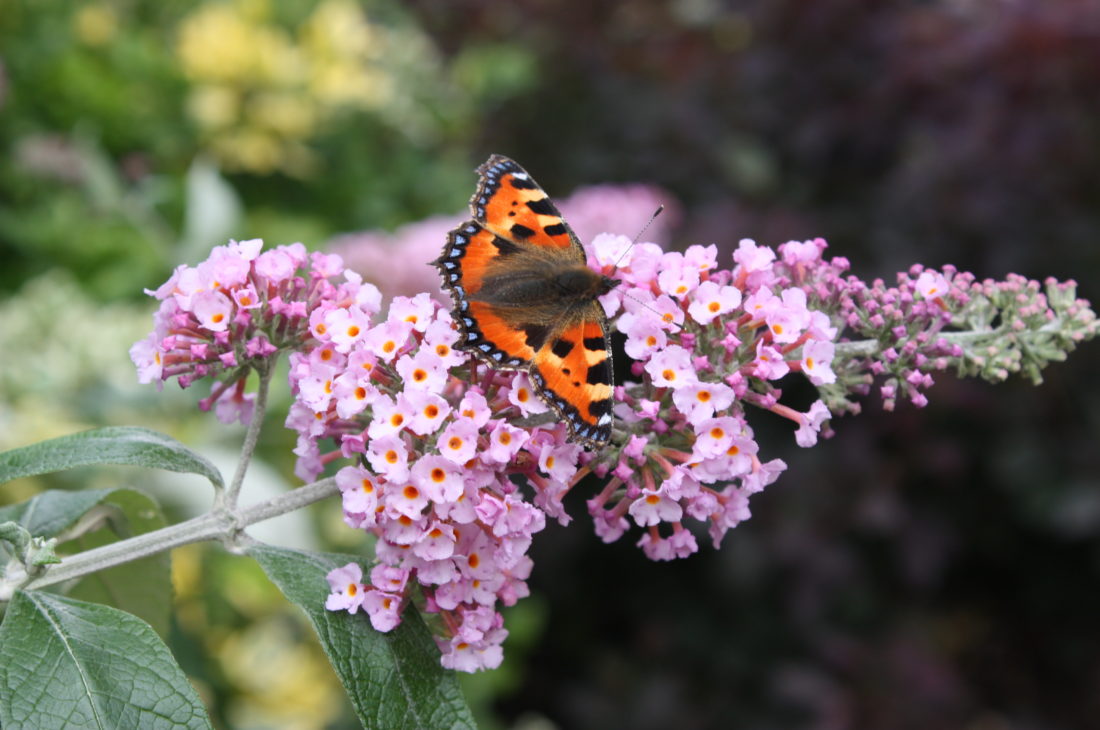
[434,155,614,448]
[529,309,614,447]
[471,155,587,264]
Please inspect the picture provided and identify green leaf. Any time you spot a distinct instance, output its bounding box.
[249,544,476,730]
[0,489,172,636]
[63,490,172,637]
[0,591,212,730]
[0,489,116,539]
[0,427,223,490]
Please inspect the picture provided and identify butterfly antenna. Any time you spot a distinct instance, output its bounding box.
[608,205,684,333]
[612,205,664,270]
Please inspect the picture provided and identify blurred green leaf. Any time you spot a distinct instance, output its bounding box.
[0,427,224,490]
[0,591,212,730]
[179,157,243,264]
[0,489,116,539]
[0,488,172,635]
[249,544,476,730]
[63,489,171,637]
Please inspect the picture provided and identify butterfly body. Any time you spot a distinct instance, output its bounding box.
[434,155,615,448]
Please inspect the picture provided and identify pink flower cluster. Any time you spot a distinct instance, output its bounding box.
[134,233,1095,674]
[130,239,361,423]
[287,285,597,671]
[576,234,850,558]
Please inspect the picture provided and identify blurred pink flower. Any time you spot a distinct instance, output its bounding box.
[326,183,679,302]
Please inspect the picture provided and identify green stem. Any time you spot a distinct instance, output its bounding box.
[221,364,274,510]
[5,477,338,597]
[835,325,1014,359]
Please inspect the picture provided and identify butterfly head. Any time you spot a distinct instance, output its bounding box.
[554,266,617,301]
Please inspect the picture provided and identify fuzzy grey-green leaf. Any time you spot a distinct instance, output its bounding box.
[0,591,211,730]
[249,544,476,730]
[0,427,223,489]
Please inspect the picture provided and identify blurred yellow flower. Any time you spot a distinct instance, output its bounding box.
[187,85,241,130]
[73,4,118,46]
[219,618,345,730]
[176,0,419,176]
[249,91,316,138]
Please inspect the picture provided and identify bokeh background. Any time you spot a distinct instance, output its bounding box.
[2,1,1099,728]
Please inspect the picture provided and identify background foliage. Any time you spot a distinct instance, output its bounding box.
[1,1,1098,728]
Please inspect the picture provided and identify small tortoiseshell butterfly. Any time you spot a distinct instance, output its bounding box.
[433,155,615,449]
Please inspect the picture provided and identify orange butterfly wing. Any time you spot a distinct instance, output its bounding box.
[434,155,614,448]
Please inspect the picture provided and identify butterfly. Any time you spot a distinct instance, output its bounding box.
[433,155,615,449]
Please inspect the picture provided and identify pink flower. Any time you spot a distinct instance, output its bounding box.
[437,418,480,465]
[390,293,435,333]
[644,345,697,388]
[367,395,412,439]
[801,340,837,385]
[414,520,458,561]
[795,400,831,447]
[336,465,381,519]
[366,434,410,482]
[590,233,635,268]
[362,320,413,362]
[687,281,742,325]
[385,481,430,519]
[915,270,949,300]
[628,486,683,527]
[370,564,410,594]
[691,417,740,460]
[326,306,371,353]
[403,390,451,435]
[411,455,464,504]
[672,381,735,425]
[362,589,404,632]
[395,349,447,393]
[325,563,366,613]
[484,420,529,463]
[765,289,811,343]
[506,374,548,416]
[656,252,700,299]
[753,341,790,380]
[191,290,234,332]
[619,311,668,360]
[733,238,776,274]
[779,238,825,266]
[537,442,581,484]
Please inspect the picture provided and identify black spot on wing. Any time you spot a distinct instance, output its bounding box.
[551,339,574,359]
[510,223,536,239]
[509,175,538,190]
[543,223,568,237]
[583,336,607,352]
[586,361,611,386]
[522,323,550,351]
[491,235,521,256]
[526,198,559,216]
[589,397,613,418]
